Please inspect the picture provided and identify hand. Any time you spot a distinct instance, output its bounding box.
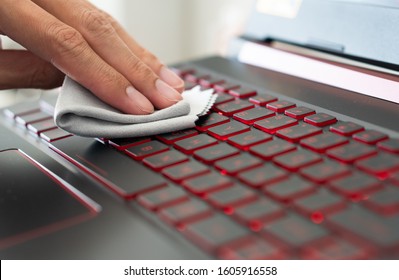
[0,0,184,114]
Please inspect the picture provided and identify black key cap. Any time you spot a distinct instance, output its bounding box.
[108,136,151,150]
[249,94,277,106]
[40,128,72,142]
[300,160,351,183]
[263,176,316,202]
[228,87,257,98]
[285,106,315,120]
[159,198,212,225]
[207,120,250,140]
[207,184,257,209]
[15,111,51,126]
[214,82,240,93]
[234,198,284,226]
[183,214,249,252]
[249,138,296,160]
[353,130,388,145]
[300,132,349,153]
[227,129,272,150]
[143,150,189,171]
[183,172,233,195]
[233,107,275,125]
[3,102,39,119]
[263,213,329,247]
[377,138,399,154]
[304,113,337,127]
[195,113,230,132]
[253,115,298,134]
[356,152,399,178]
[174,134,218,154]
[329,172,381,199]
[266,100,296,113]
[27,118,56,134]
[156,129,198,144]
[213,92,235,105]
[214,99,255,116]
[328,206,399,247]
[162,161,210,182]
[364,185,399,215]
[136,185,188,211]
[294,189,345,215]
[125,140,169,160]
[276,123,322,143]
[273,149,322,171]
[193,143,240,164]
[327,142,377,163]
[238,164,288,188]
[50,137,166,199]
[330,121,364,136]
[215,153,263,175]
[199,77,224,88]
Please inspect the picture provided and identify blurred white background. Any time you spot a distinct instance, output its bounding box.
[0,0,254,107]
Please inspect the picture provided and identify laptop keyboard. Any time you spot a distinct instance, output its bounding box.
[3,66,399,260]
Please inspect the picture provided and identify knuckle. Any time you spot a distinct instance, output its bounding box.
[137,48,162,71]
[129,58,155,80]
[80,9,114,38]
[30,62,64,89]
[47,23,86,59]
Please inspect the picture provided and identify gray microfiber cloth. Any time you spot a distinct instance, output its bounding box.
[54,77,216,138]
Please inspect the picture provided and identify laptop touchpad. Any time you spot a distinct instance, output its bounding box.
[0,149,98,249]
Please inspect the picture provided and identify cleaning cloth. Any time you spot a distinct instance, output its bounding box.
[54,77,216,138]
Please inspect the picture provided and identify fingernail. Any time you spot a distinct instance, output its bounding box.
[156,79,183,102]
[126,86,154,114]
[159,66,184,89]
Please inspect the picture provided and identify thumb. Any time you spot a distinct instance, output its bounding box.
[0,49,64,90]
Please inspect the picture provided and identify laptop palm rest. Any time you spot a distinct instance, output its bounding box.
[0,150,97,249]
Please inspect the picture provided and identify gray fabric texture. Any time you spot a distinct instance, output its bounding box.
[54,77,216,138]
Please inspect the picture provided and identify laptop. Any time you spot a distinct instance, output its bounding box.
[1,0,398,259]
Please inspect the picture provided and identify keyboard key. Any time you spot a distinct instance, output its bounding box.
[300,132,349,153]
[329,172,381,199]
[15,111,51,126]
[215,153,263,175]
[228,87,257,98]
[238,164,288,188]
[219,237,284,260]
[207,184,258,210]
[233,107,275,125]
[233,198,284,227]
[250,138,296,160]
[183,172,233,195]
[227,129,272,150]
[183,214,249,252]
[330,121,364,136]
[143,150,189,171]
[327,142,377,163]
[263,176,316,202]
[171,66,195,77]
[50,137,166,199]
[162,161,210,182]
[214,99,255,116]
[294,189,346,215]
[285,106,315,120]
[300,160,351,183]
[304,113,337,127]
[185,71,210,83]
[27,118,56,134]
[276,123,322,143]
[125,140,169,160]
[136,185,188,211]
[199,77,225,88]
[328,205,399,248]
[353,130,388,145]
[159,198,212,225]
[3,102,40,119]
[213,92,235,105]
[302,237,372,260]
[174,134,218,154]
[40,128,72,142]
[207,120,250,140]
[364,186,399,215]
[273,149,322,171]
[253,115,298,134]
[195,113,230,132]
[266,100,296,113]
[377,138,399,154]
[214,82,240,93]
[156,129,198,144]
[249,94,277,106]
[356,153,399,178]
[263,214,329,247]
[108,137,151,150]
[193,143,240,164]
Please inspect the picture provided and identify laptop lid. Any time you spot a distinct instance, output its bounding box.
[243,0,399,71]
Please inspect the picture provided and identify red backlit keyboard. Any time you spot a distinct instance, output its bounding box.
[4,66,399,260]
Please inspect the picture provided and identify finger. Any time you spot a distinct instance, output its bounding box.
[32,0,183,109]
[0,50,64,90]
[0,0,154,115]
